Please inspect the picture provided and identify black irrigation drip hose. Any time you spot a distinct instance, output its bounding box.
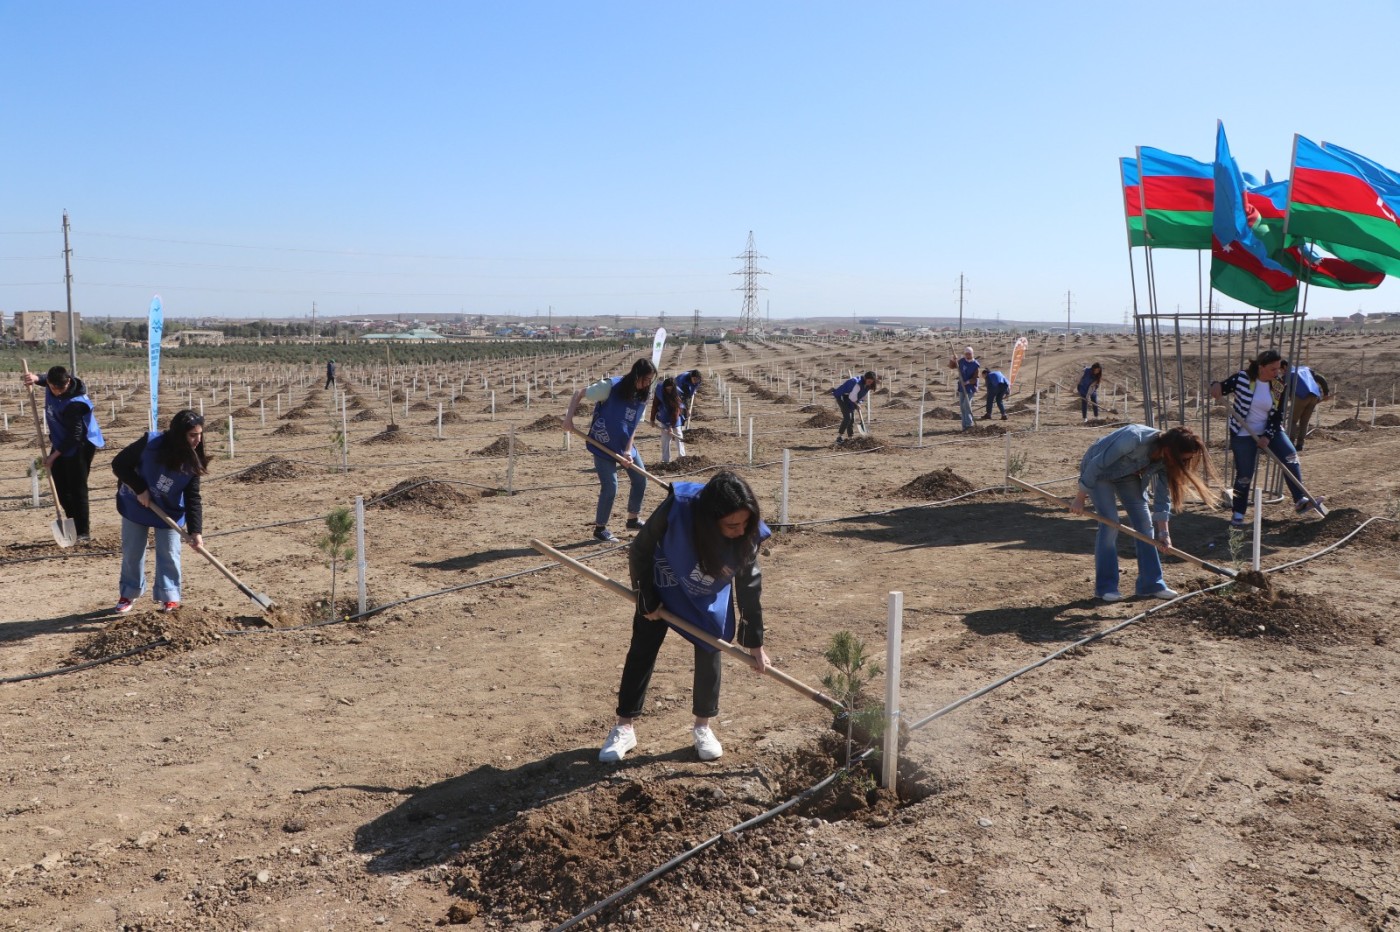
[0,640,169,684]
[549,748,875,932]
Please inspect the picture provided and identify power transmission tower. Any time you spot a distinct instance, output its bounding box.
[63,211,77,375]
[956,274,969,335]
[659,309,666,332]
[692,308,701,340]
[733,231,768,336]
[1065,290,1073,334]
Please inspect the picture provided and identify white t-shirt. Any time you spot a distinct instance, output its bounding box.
[1245,381,1273,433]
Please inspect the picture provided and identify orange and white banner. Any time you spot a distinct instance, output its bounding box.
[1007,337,1028,389]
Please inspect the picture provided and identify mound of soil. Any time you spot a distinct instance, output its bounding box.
[925,406,961,419]
[362,424,411,444]
[374,476,473,512]
[796,404,824,413]
[409,401,435,411]
[1373,412,1400,426]
[804,410,842,428]
[963,423,1007,435]
[235,456,309,483]
[838,435,891,452]
[772,394,796,404]
[474,436,531,456]
[895,467,976,499]
[65,607,224,664]
[0,429,21,443]
[1164,586,1366,647]
[682,427,724,441]
[522,414,564,432]
[1329,417,1371,431]
[649,454,714,475]
[352,409,379,422]
[280,405,316,420]
[432,409,465,424]
[271,422,309,436]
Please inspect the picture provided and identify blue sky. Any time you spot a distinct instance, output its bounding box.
[4,1,1399,324]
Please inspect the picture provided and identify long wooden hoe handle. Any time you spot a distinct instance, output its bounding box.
[21,359,70,524]
[1234,421,1327,515]
[144,498,275,612]
[569,426,673,491]
[1008,476,1240,581]
[529,537,843,712]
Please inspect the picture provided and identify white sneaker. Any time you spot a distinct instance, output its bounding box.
[598,724,636,763]
[693,725,723,761]
[1148,587,1180,600]
[1099,591,1124,603]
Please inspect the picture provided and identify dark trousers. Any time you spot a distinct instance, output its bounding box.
[836,397,858,437]
[1080,390,1099,418]
[616,610,723,719]
[325,375,336,389]
[984,386,1008,417]
[50,442,96,535]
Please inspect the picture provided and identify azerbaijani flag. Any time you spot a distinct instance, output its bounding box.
[1210,122,1297,313]
[1120,157,1145,247]
[1286,135,1400,276]
[1138,146,1214,249]
[1249,178,1384,290]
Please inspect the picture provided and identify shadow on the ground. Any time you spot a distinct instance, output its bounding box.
[350,743,727,874]
[0,608,114,646]
[413,538,606,572]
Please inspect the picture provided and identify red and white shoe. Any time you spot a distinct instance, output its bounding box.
[115,598,134,614]
[161,601,180,613]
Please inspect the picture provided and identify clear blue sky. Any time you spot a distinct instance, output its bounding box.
[4,1,1399,324]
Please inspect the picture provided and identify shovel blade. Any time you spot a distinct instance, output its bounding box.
[52,517,77,548]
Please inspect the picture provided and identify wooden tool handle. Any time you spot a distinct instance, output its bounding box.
[569,427,673,490]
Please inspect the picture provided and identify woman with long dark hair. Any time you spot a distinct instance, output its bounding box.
[1077,362,1104,422]
[111,409,210,613]
[1210,349,1318,526]
[1071,424,1218,602]
[651,376,686,463]
[564,357,657,542]
[599,471,771,763]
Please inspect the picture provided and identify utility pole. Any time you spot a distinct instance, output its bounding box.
[1065,290,1073,334]
[63,211,77,375]
[956,274,967,335]
[311,301,317,346]
[692,308,701,340]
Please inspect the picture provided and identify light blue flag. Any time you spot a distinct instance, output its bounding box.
[148,296,163,431]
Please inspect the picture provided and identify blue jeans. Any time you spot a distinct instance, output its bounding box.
[594,450,646,527]
[1080,390,1099,419]
[958,386,975,429]
[1089,477,1167,598]
[120,517,184,603]
[1230,431,1305,515]
[984,386,1007,417]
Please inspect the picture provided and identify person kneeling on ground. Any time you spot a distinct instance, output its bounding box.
[111,409,210,614]
[599,471,771,763]
[1071,424,1217,603]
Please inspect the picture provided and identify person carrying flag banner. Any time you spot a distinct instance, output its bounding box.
[1286,135,1400,277]
[1210,122,1298,313]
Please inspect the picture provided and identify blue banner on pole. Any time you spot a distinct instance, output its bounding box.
[148,296,163,431]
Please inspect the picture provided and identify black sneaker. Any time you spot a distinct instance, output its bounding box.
[835,436,846,445]
[593,527,617,542]
[625,518,643,531]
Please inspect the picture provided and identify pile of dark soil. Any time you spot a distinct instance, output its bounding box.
[895,467,976,499]
[280,405,316,420]
[65,607,224,664]
[0,429,21,443]
[804,410,842,428]
[649,454,714,474]
[431,409,465,424]
[839,435,891,452]
[1164,585,1368,647]
[410,400,435,411]
[1329,418,1371,431]
[883,398,911,409]
[270,421,308,436]
[796,404,824,413]
[772,393,796,404]
[522,414,564,432]
[362,424,411,444]
[682,427,724,441]
[352,409,379,422]
[963,422,1007,435]
[374,476,473,512]
[229,406,258,419]
[1373,413,1400,426]
[235,456,309,482]
[925,406,961,419]
[1271,507,1367,548]
[474,436,531,456]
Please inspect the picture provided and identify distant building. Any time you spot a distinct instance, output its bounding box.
[16,310,79,345]
[176,329,225,346]
[362,328,444,341]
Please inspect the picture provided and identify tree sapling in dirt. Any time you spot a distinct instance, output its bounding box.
[822,630,884,766]
[317,506,356,622]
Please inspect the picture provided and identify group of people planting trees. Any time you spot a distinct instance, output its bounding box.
[13,342,1331,765]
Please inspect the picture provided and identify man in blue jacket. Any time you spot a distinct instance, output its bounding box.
[1281,360,1328,451]
[21,365,105,542]
[980,367,1010,421]
[830,370,877,444]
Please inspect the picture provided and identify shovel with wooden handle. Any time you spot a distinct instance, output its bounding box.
[1008,476,1264,589]
[529,537,842,712]
[142,498,276,613]
[1235,422,1327,517]
[21,359,77,548]
[569,426,673,491]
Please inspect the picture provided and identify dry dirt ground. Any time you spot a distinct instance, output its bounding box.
[2,333,1399,931]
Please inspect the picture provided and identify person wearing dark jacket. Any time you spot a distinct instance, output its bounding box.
[563,357,657,542]
[981,367,1010,420]
[598,472,771,763]
[325,359,337,389]
[1281,360,1329,451]
[21,365,105,541]
[831,370,877,444]
[1077,363,1104,422]
[111,409,209,613]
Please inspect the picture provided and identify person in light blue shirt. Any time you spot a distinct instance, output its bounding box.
[1070,424,1217,603]
[1280,359,1329,451]
[980,367,1010,420]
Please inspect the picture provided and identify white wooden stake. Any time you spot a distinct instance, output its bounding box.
[1004,434,1011,492]
[748,416,754,464]
[355,495,367,615]
[227,416,235,459]
[780,449,791,527]
[341,393,350,473]
[1252,487,1263,572]
[259,398,265,426]
[882,590,903,791]
[437,403,443,439]
[1033,394,1040,431]
[917,401,925,448]
[30,467,40,507]
[507,426,517,494]
[490,390,496,420]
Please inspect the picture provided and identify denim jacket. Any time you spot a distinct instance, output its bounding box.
[1078,424,1171,521]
